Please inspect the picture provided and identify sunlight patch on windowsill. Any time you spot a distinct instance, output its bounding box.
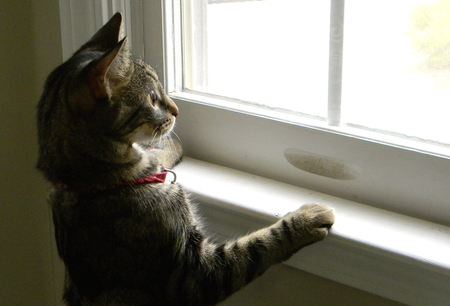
[175,157,450,306]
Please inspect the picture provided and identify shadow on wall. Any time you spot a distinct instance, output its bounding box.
[0,0,63,305]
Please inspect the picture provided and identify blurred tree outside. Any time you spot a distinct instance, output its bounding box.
[409,0,450,69]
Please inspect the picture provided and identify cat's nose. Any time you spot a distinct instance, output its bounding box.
[167,97,179,117]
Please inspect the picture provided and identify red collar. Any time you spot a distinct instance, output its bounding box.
[123,172,168,185]
[56,169,176,193]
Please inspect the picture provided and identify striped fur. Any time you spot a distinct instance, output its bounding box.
[37,13,334,306]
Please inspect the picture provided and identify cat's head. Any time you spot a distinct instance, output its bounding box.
[37,13,179,182]
[68,12,178,144]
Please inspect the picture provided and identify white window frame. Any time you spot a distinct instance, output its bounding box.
[58,1,450,305]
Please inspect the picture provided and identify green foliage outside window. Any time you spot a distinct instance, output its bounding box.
[409,0,450,69]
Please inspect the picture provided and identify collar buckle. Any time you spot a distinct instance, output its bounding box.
[162,168,177,184]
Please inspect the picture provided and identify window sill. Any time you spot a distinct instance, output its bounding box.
[175,157,450,306]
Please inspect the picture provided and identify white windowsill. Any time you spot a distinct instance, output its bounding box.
[175,157,450,306]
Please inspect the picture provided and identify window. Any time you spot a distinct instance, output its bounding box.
[58,0,450,226]
[183,0,450,150]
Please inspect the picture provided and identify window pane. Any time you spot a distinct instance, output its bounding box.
[342,0,450,145]
[183,0,330,118]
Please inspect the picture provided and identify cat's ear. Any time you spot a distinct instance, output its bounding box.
[71,38,131,113]
[78,12,123,52]
[87,37,131,99]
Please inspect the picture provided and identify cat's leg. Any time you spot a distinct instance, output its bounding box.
[178,203,334,306]
[215,203,334,293]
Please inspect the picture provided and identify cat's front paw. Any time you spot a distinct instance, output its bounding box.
[289,203,335,244]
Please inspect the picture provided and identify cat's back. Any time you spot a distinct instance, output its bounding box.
[51,183,191,304]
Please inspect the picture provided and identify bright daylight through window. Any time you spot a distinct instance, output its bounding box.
[183,0,450,151]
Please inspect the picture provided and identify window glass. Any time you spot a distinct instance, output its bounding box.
[184,0,330,119]
[342,0,450,146]
[183,0,450,151]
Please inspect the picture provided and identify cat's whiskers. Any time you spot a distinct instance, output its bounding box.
[148,130,160,148]
[171,131,181,144]
[166,135,179,162]
[161,134,177,159]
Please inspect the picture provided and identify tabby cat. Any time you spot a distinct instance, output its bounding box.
[37,13,335,306]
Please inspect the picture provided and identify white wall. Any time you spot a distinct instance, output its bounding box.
[0,1,403,305]
[220,264,404,306]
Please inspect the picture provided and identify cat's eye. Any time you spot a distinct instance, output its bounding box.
[150,90,157,104]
